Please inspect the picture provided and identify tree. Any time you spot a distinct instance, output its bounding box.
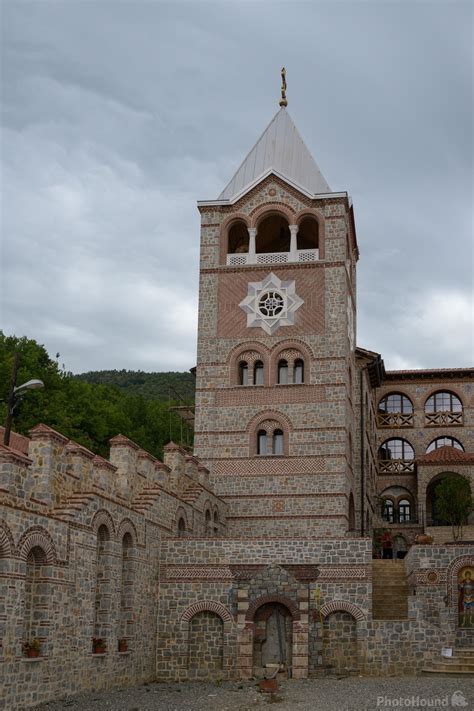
[435,476,473,541]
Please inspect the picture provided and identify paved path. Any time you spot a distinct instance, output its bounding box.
[36,677,474,711]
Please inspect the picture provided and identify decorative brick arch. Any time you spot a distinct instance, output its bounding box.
[181,600,233,625]
[91,509,116,539]
[18,526,57,564]
[247,409,293,433]
[249,203,295,229]
[0,520,15,558]
[219,213,251,264]
[229,341,270,386]
[117,518,138,545]
[247,409,291,457]
[319,600,366,621]
[270,339,313,384]
[447,555,474,607]
[245,594,300,622]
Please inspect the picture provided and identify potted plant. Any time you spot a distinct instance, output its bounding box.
[118,638,128,652]
[23,639,40,658]
[92,637,106,654]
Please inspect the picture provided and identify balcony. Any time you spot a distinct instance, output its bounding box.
[425,411,463,427]
[378,459,415,474]
[226,248,319,267]
[377,412,414,428]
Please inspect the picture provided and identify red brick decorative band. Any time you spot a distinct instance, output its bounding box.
[180,600,233,624]
[318,600,366,621]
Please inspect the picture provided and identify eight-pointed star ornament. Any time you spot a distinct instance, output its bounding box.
[239,272,304,335]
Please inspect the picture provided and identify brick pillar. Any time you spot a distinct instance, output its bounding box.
[292,587,309,679]
[236,588,252,679]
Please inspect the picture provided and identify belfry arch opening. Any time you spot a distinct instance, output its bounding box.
[228,221,249,254]
[297,216,319,250]
[256,215,290,253]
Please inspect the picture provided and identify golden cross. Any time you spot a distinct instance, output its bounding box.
[279,67,288,107]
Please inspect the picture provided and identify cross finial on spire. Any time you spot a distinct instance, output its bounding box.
[279,67,288,107]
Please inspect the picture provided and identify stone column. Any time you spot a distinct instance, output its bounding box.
[248,228,257,263]
[289,225,299,262]
[292,587,309,679]
[236,588,252,679]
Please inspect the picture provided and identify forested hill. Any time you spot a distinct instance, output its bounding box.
[0,332,194,460]
[75,370,195,402]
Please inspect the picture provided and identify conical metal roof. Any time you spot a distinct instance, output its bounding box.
[218,107,331,201]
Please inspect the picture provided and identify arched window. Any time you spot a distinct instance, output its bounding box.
[294,359,304,384]
[257,429,268,456]
[213,510,219,536]
[254,361,264,385]
[228,220,249,254]
[398,499,411,523]
[425,391,462,413]
[379,439,414,460]
[24,546,47,654]
[348,493,355,531]
[378,393,413,414]
[177,517,186,536]
[256,214,290,253]
[378,439,415,472]
[205,509,212,535]
[297,216,319,250]
[278,359,289,385]
[239,361,249,386]
[426,437,464,453]
[94,524,110,641]
[273,429,284,455]
[119,532,133,641]
[382,499,394,523]
[425,391,463,426]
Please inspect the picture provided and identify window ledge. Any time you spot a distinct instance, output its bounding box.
[118,651,131,656]
[21,657,43,663]
[91,653,107,658]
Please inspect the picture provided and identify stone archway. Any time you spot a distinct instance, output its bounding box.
[252,602,293,677]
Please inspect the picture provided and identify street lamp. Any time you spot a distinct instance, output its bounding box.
[3,353,44,447]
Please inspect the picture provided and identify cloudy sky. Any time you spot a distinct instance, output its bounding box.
[1,0,472,374]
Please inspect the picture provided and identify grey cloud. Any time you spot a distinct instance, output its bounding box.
[1,1,472,372]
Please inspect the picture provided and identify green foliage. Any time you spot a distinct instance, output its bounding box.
[435,476,473,541]
[75,369,195,402]
[0,332,193,459]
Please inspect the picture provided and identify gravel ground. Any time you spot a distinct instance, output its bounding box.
[35,676,474,711]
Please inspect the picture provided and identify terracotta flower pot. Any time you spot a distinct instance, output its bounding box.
[415,534,433,544]
[26,647,40,658]
[259,678,278,693]
[93,646,106,654]
[118,642,127,652]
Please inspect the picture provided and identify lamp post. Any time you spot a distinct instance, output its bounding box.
[3,352,44,446]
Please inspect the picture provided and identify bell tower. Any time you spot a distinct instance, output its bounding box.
[194,91,358,538]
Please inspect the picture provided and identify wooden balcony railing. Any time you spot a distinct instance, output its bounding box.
[377,412,414,428]
[425,411,463,427]
[378,459,415,474]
